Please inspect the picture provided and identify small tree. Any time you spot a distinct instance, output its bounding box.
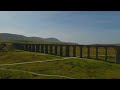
[0,43,6,50]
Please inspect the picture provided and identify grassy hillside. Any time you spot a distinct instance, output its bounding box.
[0,33,78,45]
[0,33,61,43]
[0,41,118,79]
[0,50,120,79]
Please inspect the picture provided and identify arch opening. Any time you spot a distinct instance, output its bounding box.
[107,47,116,63]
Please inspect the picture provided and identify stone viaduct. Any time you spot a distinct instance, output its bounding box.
[13,43,120,64]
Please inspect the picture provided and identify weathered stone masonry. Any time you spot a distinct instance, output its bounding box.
[13,44,120,64]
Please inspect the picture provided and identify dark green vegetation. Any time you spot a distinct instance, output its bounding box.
[0,43,6,50]
[0,43,15,51]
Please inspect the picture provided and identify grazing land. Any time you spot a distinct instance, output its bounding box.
[0,49,120,79]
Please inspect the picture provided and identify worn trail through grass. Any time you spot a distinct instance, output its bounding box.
[0,56,114,66]
[0,68,74,79]
[0,57,77,79]
[0,57,109,79]
[0,57,78,66]
[0,51,119,79]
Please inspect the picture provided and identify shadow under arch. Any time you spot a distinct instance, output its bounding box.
[57,45,60,56]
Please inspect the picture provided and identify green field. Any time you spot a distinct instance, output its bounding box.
[0,50,120,79]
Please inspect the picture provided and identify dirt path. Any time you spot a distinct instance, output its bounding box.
[0,68,74,79]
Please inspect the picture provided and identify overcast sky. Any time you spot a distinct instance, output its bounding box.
[0,11,120,44]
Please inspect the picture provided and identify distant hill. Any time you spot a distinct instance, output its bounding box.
[0,33,61,43]
[0,33,78,44]
[45,38,61,42]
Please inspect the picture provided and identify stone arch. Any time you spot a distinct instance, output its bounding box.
[43,44,46,53]
[76,45,80,57]
[98,47,105,60]
[72,45,76,57]
[26,44,29,51]
[65,45,70,57]
[39,44,41,52]
[32,44,36,52]
[47,45,50,54]
[59,45,63,56]
[40,44,44,53]
[62,46,66,57]
[79,45,83,58]
[44,44,48,54]
[54,45,58,55]
[69,46,73,57]
[90,46,96,59]
[36,44,40,52]
[52,45,55,55]
[49,45,53,54]
[82,46,88,58]
[29,44,31,52]
[34,44,37,52]
[107,47,116,63]
[57,45,60,55]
